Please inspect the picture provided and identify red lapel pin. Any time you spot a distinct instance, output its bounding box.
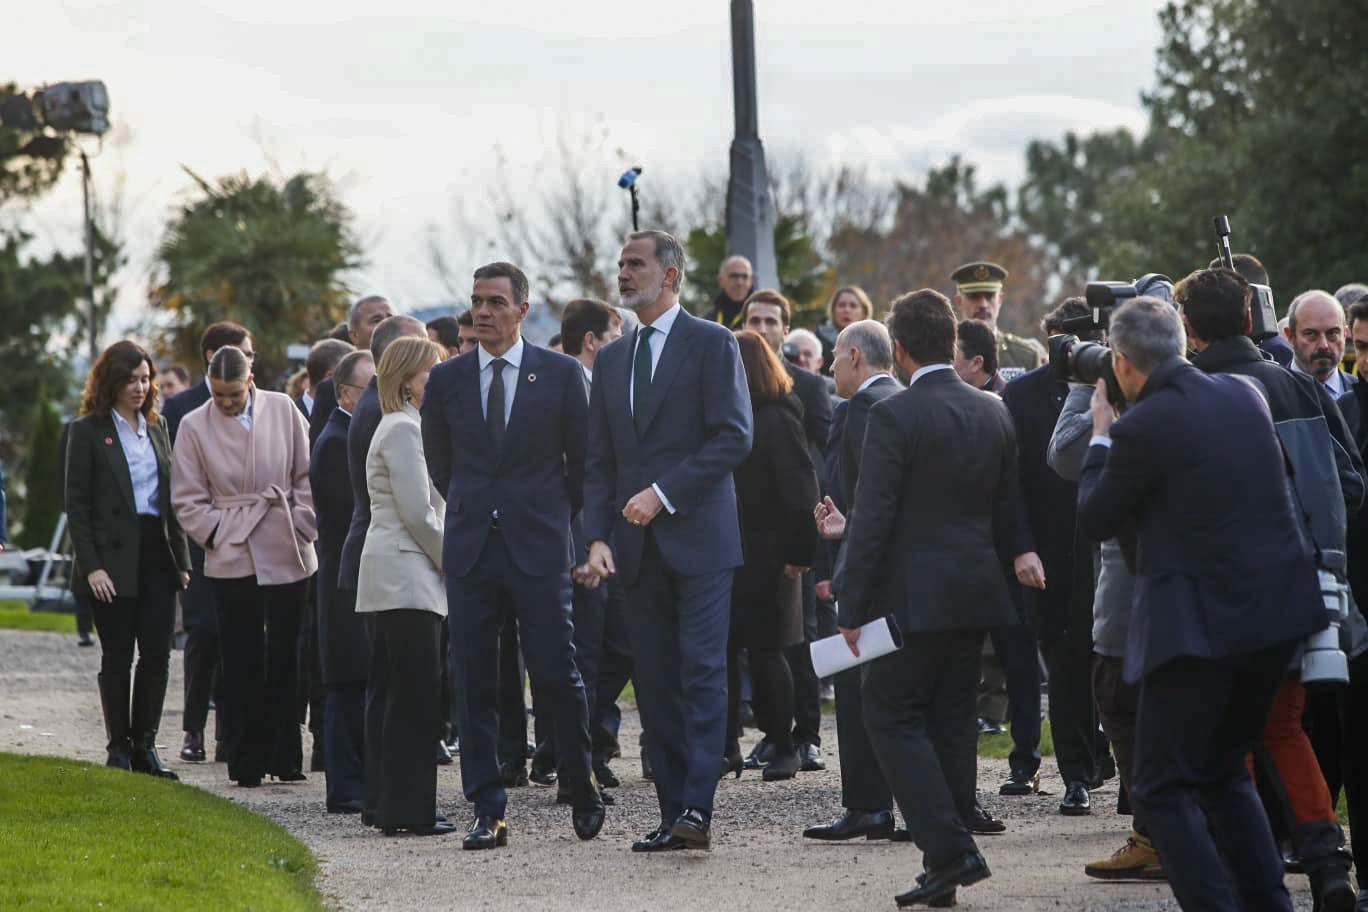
[104,437,113,445]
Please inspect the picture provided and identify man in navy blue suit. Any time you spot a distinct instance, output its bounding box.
[421,261,604,851]
[1077,297,1328,912]
[584,230,753,852]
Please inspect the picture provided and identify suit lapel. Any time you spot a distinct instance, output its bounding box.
[501,342,540,465]
[636,310,692,435]
[149,419,173,515]
[456,353,494,460]
[99,415,137,513]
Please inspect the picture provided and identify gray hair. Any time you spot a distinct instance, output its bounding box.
[370,314,426,360]
[333,349,374,389]
[349,295,390,329]
[628,230,686,293]
[1287,289,1343,333]
[836,320,894,370]
[615,306,640,334]
[784,327,821,355]
[1335,283,1368,309]
[1108,297,1186,374]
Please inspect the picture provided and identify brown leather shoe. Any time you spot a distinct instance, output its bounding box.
[180,731,206,763]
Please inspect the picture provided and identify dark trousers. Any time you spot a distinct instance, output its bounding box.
[1092,653,1145,834]
[449,532,592,819]
[324,682,366,807]
[787,573,822,747]
[835,661,892,811]
[1131,643,1297,912]
[297,576,324,743]
[75,594,94,639]
[727,645,794,753]
[365,609,440,828]
[626,532,731,823]
[591,579,632,763]
[1304,649,1368,876]
[212,576,306,783]
[1041,628,1099,785]
[495,599,528,767]
[182,624,220,735]
[92,522,178,743]
[863,629,982,870]
[989,623,1042,777]
[534,580,607,766]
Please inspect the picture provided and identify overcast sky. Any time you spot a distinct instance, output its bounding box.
[8,0,1167,332]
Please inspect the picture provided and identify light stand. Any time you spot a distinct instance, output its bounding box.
[618,167,643,231]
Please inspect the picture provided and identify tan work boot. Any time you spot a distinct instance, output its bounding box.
[1084,830,1166,881]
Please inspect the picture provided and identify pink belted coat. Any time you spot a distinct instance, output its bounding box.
[170,387,318,585]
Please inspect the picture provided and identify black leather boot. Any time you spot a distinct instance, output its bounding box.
[130,662,179,780]
[98,671,133,770]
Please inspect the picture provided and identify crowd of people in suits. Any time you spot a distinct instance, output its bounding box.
[54,228,1368,910]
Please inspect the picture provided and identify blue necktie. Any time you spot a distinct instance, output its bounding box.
[487,357,507,454]
[633,327,656,434]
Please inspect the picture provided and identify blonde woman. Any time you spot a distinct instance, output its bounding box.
[357,336,452,836]
[816,285,874,376]
[171,345,318,788]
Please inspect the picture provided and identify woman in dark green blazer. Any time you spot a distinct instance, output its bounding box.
[66,340,191,776]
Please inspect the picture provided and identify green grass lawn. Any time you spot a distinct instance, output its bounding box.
[0,753,323,911]
[978,719,1055,759]
[0,599,76,634]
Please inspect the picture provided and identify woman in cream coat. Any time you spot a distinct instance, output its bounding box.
[357,336,453,836]
[171,345,317,788]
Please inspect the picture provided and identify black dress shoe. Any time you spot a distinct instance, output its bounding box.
[967,801,1006,834]
[571,789,606,841]
[999,769,1040,796]
[237,776,262,788]
[631,826,685,852]
[106,742,134,771]
[327,799,365,814]
[762,747,800,782]
[273,770,307,783]
[797,743,826,772]
[180,731,206,763]
[895,852,991,908]
[463,816,508,850]
[130,735,179,780]
[78,631,95,647]
[593,758,619,789]
[976,718,1006,737]
[803,809,895,841]
[529,762,557,786]
[499,762,528,788]
[435,740,454,766]
[1060,781,1091,816]
[743,738,775,770]
[382,820,457,837]
[719,752,743,780]
[670,808,711,851]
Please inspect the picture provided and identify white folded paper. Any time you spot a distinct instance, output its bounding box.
[809,614,903,679]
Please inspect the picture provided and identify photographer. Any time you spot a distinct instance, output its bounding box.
[1180,267,1361,907]
[1076,297,1328,911]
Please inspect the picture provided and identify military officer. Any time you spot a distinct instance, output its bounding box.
[951,261,1045,382]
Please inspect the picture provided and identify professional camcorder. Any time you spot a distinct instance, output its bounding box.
[1047,273,1174,405]
[1214,215,1279,343]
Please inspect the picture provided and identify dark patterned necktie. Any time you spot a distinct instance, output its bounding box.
[487,357,507,453]
[633,327,655,434]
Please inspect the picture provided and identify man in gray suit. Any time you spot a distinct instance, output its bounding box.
[585,230,753,852]
[837,290,1036,907]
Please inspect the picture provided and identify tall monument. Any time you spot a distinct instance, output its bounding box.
[725,0,779,290]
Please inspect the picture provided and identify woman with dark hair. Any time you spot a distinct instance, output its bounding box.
[171,345,318,788]
[66,340,192,776]
[723,330,821,781]
[815,285,874,376]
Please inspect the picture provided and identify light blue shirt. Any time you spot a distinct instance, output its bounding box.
[628,303,684,515]
[233,391,254,431]
[478,337,523,427]
[111,410,160,517]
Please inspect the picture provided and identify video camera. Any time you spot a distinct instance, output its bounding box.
[1213,215,1279,343]
[1047,273,1174,405]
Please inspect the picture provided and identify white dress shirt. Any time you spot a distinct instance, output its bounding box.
[301,390,314,416]
[581,363,594,386]
[233,391,254,431]
[857,372,893,394]
[628,304,684,514]
[909,363,955,385]
[478,337,523,427]
[111,409,160,516]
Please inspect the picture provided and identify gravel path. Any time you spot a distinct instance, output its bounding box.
[1,628,1321,910]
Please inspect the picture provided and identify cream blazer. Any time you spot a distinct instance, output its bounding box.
[171,388,318,585]
[356,404,446,615]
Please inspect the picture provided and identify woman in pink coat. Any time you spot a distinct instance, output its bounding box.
[172,345,318,787]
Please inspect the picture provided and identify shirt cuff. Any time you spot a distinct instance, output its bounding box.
[652,483,677,515]
[1089,435,1113,449]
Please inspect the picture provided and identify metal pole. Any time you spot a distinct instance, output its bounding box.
[630,183,640,232]
[80,149,96,364]
[724,0,779,290]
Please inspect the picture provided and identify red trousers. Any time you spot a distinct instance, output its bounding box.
[1249,677,1336,826]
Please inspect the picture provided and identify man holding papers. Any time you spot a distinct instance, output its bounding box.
[836,290,1037,909]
